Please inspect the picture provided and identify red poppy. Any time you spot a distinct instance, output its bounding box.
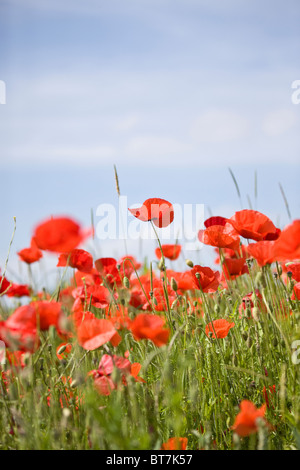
[57,249,93,273]
[273,220,300,261]
[31,300,63,330]
[155,244,181,261]
[205,319,235,339]
[17,237,43,264]
[286,262,300,282]
[34,216,91,253]
[231,400,268,437]
[165,269,195,291]
[90,354,144,395]
[0,305,38,352]
[246,241,275,267]
[227,210,280,242]
[161,437,188,450]
[72,284,110,309]
[190,265,220,293]
[130,313,170,347]
[222,257,249,279]
[94,257,123,286]
[128,198,174,228]
[76,318,117,350]
[199,218,240,251]
[291,282,300,300]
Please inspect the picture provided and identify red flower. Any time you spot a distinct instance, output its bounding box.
[90,354,145,395]
[286,262,300,282]
[222,257,249,279]
[205,319,235,339]
[291,282,300,300]
[246,241,275,267]
[31,300,63,330]
[0,305,38,352]
[130,314,170,347]
[128,198,174,228]
[198,217,240,250]
[155,244,181,261]
[231,400,268,437]
[227,210,280,242]
[161,437,188,450]
[76,318,117,350]
[190,265,220,293]
[273,220,300,261]
[57,249,93,273]
[34,216,91,253]
[17,237,43,264]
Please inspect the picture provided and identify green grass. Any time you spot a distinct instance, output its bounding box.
[0,254,299,450]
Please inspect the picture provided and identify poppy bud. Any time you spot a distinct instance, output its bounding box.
[171,277,178,292]
[123,276,130,289]
[186,259,194,268]
[158,258,165,271]
[57,344,67,356]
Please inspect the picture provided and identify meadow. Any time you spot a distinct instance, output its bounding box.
[0,189,299,451]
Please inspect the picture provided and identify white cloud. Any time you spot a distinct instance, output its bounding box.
[190,109,250,143]
[262,109,298,137]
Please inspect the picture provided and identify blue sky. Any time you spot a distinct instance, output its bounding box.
[0,0,299,286]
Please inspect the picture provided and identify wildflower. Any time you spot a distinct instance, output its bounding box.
[57,249,93,273]
[198,217,240,250]
[128,198,174,228]
[227,210,280,242]
[190,265,220,293]
[161,437,188,450]
[205,319,235,339]
[130,313,170,347]
[155,244,181,261]
[76,318,118,350]
[17,237,43,264]
[34,216,91,253]
[273,220,300,261]
[231,400,268,437]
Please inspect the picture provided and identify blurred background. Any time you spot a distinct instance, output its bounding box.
[0,0,299,287]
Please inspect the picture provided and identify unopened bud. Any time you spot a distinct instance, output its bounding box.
[123,276,130,289]
[171,277,178,292]
[57,344,67,356]
[186,259,194,268]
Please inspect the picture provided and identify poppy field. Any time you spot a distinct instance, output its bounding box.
[0,195,300,451]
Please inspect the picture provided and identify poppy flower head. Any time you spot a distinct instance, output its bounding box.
[205,319,235,339]
[17,237,43,264]
[128,198,174,228]
[57,249,93,273]
[130,313,170,347]
[228,210,280,242]
[34,216,91,253]
[231,400,268,437]
[155,244,181,261]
